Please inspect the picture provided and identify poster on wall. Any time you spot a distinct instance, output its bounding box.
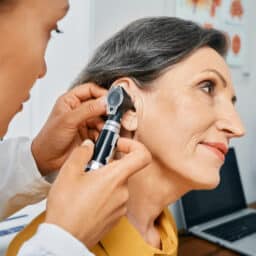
[176,0,247,67]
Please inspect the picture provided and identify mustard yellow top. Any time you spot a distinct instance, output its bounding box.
[7,208,178,256]
[91,208,178,256]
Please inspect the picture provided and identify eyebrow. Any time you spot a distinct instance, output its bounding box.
[201,68,237,104]
[202,69,227,88]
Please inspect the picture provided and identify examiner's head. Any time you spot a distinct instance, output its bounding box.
[0,0,69,137]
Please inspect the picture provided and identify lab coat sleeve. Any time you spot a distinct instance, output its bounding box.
[17,223,95,256]
[0,137,51,220]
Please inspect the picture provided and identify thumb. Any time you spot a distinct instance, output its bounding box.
[66,98,106,128]
[62,139,95,176]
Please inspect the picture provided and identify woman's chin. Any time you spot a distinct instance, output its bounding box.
[192,175,221,190]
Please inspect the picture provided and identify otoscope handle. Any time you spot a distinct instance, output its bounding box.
[85,85,134,171]
[85,119,120,171]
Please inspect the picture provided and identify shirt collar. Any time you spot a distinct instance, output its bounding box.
[98,208,178,256]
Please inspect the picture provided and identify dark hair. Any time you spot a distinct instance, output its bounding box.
[0,0,17,10]
[73,17,228,89]
[0,0,10,5]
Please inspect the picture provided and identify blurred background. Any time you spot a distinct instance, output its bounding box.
[2,0,256,249]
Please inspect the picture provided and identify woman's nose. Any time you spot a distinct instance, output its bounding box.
[215,106,246,138]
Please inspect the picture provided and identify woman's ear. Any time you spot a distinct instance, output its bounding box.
[121,110,138,131]
[111,78,139,132]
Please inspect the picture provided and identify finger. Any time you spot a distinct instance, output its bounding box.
[66,97,106,127]
[99,138,152,182]
[113,150,123,160]
[70,83,108,102]
[100,203,127,237]
[107,204,128,226]
[116,137,147,154]
[116,138,152,179]
[78,117,104,141]
[86,117,105,131]
[88,129,100,142]
[113,187,129,205]
[62,139,95,176]
[78,126,88,141]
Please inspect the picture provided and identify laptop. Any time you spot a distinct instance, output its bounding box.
[179,148,256,256]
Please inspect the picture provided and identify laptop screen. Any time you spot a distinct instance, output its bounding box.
[181,148,247,228]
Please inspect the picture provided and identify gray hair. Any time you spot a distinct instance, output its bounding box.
[73,17,228,89]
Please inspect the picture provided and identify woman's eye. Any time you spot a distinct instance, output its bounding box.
[200,80,216,95]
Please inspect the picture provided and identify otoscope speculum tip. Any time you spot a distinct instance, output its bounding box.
[106,85,134,116]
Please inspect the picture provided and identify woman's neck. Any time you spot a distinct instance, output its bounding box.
[126,159,190,248]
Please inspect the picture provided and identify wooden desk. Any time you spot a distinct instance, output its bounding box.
[178,202,256,256]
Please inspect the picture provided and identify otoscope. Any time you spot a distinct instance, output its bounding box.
[85,85,135,171]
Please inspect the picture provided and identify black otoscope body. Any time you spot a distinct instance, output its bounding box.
[86,86,134,171]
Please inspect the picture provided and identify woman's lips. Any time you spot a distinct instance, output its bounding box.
[200,142,228,161]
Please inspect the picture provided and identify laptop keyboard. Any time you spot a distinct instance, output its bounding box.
[203,213,256,242]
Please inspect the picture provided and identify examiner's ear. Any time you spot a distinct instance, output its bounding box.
[111,78,139,132]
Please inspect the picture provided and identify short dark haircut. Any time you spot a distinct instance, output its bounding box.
[0,0,17,11]
[73,17,228,89]
[0,0,12,5]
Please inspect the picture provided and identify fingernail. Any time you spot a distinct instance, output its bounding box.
[82,139,94,147]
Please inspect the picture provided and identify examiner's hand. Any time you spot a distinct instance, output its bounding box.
[31,83,107,176]
[45,137,152,248]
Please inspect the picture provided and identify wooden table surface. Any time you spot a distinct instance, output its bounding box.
[178,202,256,256]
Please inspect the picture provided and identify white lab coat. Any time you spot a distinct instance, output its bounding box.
[0,137,93,256]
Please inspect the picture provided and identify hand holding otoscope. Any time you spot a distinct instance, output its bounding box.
[46,85,152,248]
[86,85,135,171]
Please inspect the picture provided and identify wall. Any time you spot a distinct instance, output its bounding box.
[90,0,175,49]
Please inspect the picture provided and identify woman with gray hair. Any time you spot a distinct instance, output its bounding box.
[9,16,245,256]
